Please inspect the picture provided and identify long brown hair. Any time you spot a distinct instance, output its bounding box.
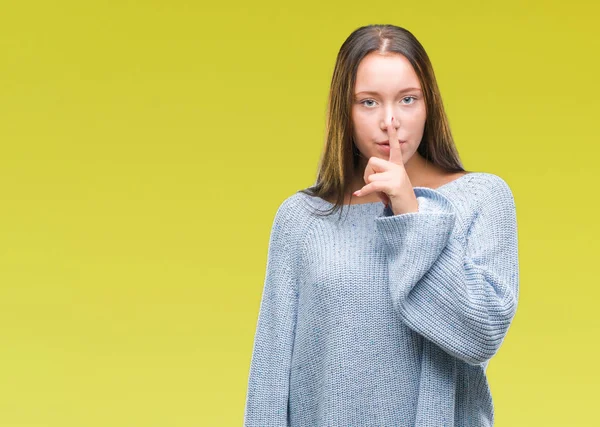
[299,24,468,218]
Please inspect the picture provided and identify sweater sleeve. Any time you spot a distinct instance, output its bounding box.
[374,175,519,366]
[244,199,300,427]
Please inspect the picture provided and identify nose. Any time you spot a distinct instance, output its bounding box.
[381,113,400,131]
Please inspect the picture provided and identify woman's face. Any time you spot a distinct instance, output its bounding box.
[351,52,427,169]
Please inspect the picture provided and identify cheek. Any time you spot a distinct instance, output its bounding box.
[351,114,372,135]
[404,110,427,131]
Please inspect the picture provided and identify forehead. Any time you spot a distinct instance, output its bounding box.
[354,53,421,91]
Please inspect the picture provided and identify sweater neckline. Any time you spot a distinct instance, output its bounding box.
[308,172,476,208]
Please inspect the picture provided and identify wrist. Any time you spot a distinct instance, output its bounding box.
[392,199,419,215]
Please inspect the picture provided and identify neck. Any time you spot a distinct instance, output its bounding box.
[403,152,437,187]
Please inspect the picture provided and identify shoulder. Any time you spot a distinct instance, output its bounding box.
[415,172,515,215]
[269,191,315,243]
[467,172,516,207]
[265,193,317,274]
[272,191,308,222]
[457,173,517,224]
[430,172,516,229]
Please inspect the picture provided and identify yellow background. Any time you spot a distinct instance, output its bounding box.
[1,1,598,426]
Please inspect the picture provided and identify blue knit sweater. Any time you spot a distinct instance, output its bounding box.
[244,172,519,427]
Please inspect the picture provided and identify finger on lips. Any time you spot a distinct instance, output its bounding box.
[353,117,401,198]
[388,117,402,163]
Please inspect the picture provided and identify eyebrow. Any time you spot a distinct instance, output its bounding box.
[355,88,423,96]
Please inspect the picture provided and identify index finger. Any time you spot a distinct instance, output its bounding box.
[388,117,403,164]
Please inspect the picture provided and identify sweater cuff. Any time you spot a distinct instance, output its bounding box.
[381,187,455,217]
[375,187,457,257]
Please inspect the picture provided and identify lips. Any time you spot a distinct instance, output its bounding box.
[377,140,406,145]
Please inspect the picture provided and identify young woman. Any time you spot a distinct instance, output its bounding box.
[244,24,519,427]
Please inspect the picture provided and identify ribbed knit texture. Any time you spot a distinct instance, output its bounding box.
[244,172,519,427]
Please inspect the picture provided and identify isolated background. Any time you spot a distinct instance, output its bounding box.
[1,1,598,426]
